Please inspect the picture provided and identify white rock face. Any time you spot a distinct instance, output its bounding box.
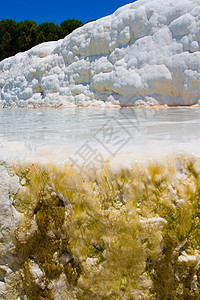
[0,0,200,107]
[0,165,19,267]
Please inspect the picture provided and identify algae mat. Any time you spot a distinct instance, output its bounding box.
[0,156,200,299]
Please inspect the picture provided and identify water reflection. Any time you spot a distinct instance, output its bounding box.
[0,107,199,161]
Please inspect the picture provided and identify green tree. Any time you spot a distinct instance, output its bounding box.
[18,20,38,50]
[38,22,60,41]
[0,17,84,61]
[3,31,11,46]
[36,31,46,44]
[60,19,83,38]
[29,24,38,47]
[0,19,19,59]
[0,43,5,61]
[86,19,96,23]
[18,32,28,51]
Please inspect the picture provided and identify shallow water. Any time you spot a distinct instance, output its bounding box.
[0,107,200,164]
[1,108,200,299]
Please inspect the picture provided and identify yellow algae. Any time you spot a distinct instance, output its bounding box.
[6,156,200,299]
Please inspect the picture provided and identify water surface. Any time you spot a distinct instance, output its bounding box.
[0,107,199,164]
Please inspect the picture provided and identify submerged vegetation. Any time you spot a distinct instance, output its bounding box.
[4,156,200,298]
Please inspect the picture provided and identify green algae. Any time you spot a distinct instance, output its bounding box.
[10,156,200,299]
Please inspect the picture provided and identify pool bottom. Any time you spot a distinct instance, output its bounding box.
[0,155,200,299]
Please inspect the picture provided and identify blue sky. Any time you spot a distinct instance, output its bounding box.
[0,0,136,25]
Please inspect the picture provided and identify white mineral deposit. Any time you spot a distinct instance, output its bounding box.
[0,0,200,107]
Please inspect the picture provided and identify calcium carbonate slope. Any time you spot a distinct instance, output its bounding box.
[0,0,200,107]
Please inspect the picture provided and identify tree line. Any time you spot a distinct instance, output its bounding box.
[0,18,87,61]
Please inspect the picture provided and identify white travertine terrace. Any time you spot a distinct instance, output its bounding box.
[0,0,200,107]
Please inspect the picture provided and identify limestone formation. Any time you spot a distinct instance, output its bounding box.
[0,0,200,107]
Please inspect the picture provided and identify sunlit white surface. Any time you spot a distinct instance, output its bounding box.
[0,107,200,166]
[0,0,200,107]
